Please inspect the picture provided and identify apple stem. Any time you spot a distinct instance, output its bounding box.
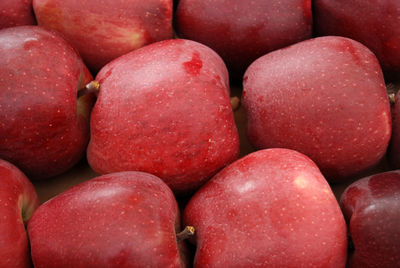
[176,226,195,242]
[230,96,240,111]
[78,80,100,98]
[389,93,396,104]
[387,83,399,105]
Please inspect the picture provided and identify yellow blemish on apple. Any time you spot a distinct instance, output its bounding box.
[381,111,391,136]
[130,32,145,48]
[294,175,308,189]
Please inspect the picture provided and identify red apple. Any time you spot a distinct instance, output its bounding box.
[0,26,94,179]
[313,0,400,80]
[175,0,312,78]
[87,39,240,194]
[33,0,173,72]
[183,148,347,267]
[340,170,400,267]
[242,36,391,182]
[0,159,39,268]
[0,0,36,30]
[28,171,191,267]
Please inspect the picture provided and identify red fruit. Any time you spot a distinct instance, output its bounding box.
[0,26,94,179]
[313,0,400,80]
[0,159,39,268]
[33,0,173,71]
[184,148,347,267]
[242,36,391,182]
[175,0,312,78]
[341,170,400,268]
[28,171,190,268]
[0,0,36,29]
[87,39,240,194]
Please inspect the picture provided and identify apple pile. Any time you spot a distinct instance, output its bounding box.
[0,0,399,267]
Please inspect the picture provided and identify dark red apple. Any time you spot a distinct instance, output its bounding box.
[183,148,347,267]
[87,39,240,194]
[175,0,312,78]
[0,26,94,179]
[33,0,173,72]
[0,159,39,268]
[242,36,391,182]
[340,170,400,267]
[28,171,191,267]
[0,0,36,30]
[313,0,400,80]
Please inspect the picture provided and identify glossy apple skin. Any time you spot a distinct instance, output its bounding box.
[175,0,312,78]
[340,170,400,267]
[0,159,40,268]
[183,148,347,267]
[242,36,391,182]
[33,0,173,72]
[0,0,36,30]
[87,39,240,194]
[0,26,94,179]
[313,0,400,80]
[28,171,188,268]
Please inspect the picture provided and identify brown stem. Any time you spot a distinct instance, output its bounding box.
[176,226,195,242]
[230,96,240,111]
[78,80,100,98]
[387,83,399,105]
[389,93,396,105]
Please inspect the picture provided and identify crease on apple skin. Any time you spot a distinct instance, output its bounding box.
[18,192,39,226]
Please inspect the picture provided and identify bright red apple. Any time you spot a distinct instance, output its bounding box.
[28,171,192,267]
[313,0,400,80]
[242,36,391,182]
[0,26,94,179]
[0,0,36,30]
[183,148,347,267]
[33,0,173,72]
[340,170,400,267]
[87,39,240,194]
[0,159,39,268]
[175,0,312,78]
